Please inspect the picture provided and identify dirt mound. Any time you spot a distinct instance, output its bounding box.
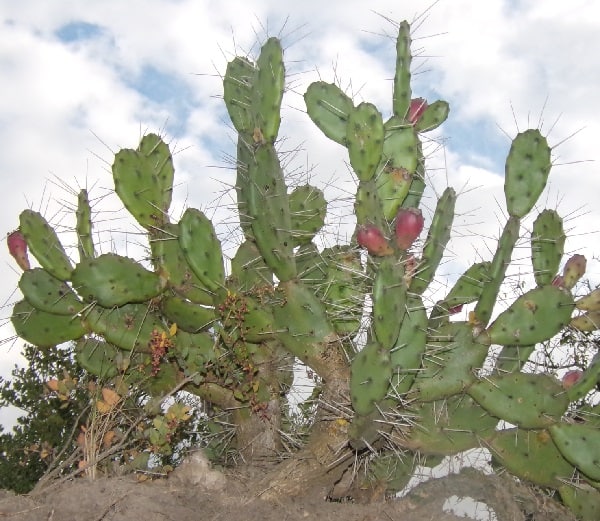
[0,456,576,521]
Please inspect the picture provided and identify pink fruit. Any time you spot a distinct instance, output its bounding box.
[561,369,583,390]
[394,207,424,250]
[408,98,428,125]
[562,254,586,290]
[7,230,30,271]
[356,225,393,256]
[551,275,565,288]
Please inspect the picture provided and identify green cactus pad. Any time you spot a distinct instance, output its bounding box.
[354,179,385,230]
[575,288,600,311]
[348,408,386,450]
[487,428,576,488]
[19,268,83,315]
[161,295,215,333]
[401,151,426,209]
[473,216,520,327]
[304,81,355,146]
[318,246,366,337]
[494,344,536,374]
[411,322,488,402]
[504,129,552,218]
[294,242,327,289]
[389,296,427,396]
[11,299,85,348]
[230,240,273,292]
[350,341,393,416]
[410,187,456,294]
[372,257,407,349]
[19,209,73,281]
[75,338,119,378]
[289,184,327,246]
[235,134,255,240]
[272,280,336,363]
[392,21,412,118]
[414,100,450,132]
[444,261,491,306]
[468,372,569,428]
[83,303,167,352]
[76,189,95,260]
[219,293,276,344]
[559,483,600,521]
[570,310,600,332]
[252,37,285,143]
[531,209,565,286]
[112,133,174,228]
[179,208,225,293]
[72,253,164,308]
[223,56,256,134]
[484,285,574,346]
[245,144,296,281]
[376,119,419,220]
[407,394,497,455]
[565,352,600,402]
[149,222,214,305]
[346,102,384,181]
[430,261,491,326]
[173,329,218,373]
[550,422,600,481]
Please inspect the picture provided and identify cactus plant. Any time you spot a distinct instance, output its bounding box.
[6,20,600,518]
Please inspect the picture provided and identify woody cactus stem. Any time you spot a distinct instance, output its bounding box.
[7,20,600,517]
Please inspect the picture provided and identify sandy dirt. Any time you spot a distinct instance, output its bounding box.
[0,453,577,521]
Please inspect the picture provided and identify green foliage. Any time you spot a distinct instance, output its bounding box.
[0,344,86,493]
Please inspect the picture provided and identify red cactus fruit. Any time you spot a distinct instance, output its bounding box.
[561,369,583,390]
[551,274,565,288]
[356,225,393,256]
[7,230,30,271]
[562,254,586,290]
[408,98,428,125]
[394,207,424,250]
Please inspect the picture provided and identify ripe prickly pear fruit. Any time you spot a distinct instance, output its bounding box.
[394,207,424,250]
[7,230,30,271]
[357,225,393,256]
[561,370,583,390]
[562,254,586,290]
[408,98,427,125]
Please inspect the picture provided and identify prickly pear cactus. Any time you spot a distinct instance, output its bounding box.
[7,20,600,518]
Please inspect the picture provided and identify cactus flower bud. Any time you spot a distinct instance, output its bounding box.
[356,225,393,256]
[394,207,424,250]
[562,254,586,290]
[561,369,583,390]
[7,230,30,271]
[408,98,428,125]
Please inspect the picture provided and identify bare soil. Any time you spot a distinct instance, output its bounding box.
[0,455,577,521]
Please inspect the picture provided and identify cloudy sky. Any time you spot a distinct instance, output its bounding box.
[1,0,600,426]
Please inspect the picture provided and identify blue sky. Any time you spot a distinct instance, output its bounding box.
[1,0,600,427]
